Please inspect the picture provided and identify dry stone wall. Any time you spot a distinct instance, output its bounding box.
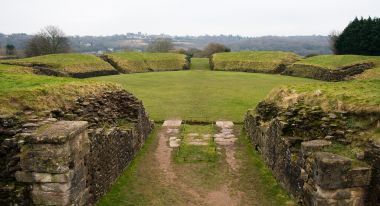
[0,90,153,205]
[244,102,379,205]
[283,62,375,81]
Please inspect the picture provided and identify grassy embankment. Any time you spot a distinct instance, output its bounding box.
[285,54,380,80]
[0,53,117,77]
[259,54,380,143]
[103,52,188,73]
[0,67,120,116]
[211,51,300,73]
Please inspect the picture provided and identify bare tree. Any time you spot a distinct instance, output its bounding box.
[202,43,231,57]
[147,38,174,52]
[328,30,340,54]
[25,26,70,57]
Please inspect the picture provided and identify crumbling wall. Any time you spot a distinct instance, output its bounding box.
[244,102,379,205]
[0,90,153,205]
[283,62,375,81]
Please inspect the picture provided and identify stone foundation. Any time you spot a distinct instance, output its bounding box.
[244,102,379,205]
[0,90,153,205]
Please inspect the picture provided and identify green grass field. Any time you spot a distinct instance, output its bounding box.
[92,70,318,122]
[211,51,300,72]
[0,53,116,75]
[104,52,188,73]
[190,58,210,70]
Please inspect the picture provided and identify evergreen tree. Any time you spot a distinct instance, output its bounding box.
[334,17,380,55]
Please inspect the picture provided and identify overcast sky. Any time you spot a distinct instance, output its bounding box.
[1,0,379,36]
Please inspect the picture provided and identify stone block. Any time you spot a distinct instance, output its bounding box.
[34,182,71,193]
[15,171,74,183]
[27,121,88,144]
[305,185,365,206]
[313,152,372,189]
[313,152,352,189]
[20,143,71,173]
[301,140,331,155]
[32,189,70,206]
[346,167,372,187]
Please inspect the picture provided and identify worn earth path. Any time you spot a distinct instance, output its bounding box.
[156,120,240,206]
[98,119,294,206]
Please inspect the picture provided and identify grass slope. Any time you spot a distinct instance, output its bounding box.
[0,72,120,115]
[211,51,300,73]
[0,53,116,77]
[0,64,35,74]
[190,58,210,70]
[265,56,380,113]
[285,55,380,81]
[104,52,188,73]
[92,70,318,122]
[267,79,380,114]
[292,55,380,70]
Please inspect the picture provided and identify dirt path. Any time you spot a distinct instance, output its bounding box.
[98,120,294,206]
[155,120,243,206]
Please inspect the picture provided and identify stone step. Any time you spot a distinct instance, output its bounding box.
[163,120,182,128]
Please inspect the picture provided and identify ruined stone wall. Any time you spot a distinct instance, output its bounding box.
[244,102,379,205]
[283,62,375,81]
[0,90,153,205]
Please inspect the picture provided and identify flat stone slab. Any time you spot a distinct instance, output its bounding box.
[301,140,332,154]
[166,128,179,135]
[169,140,181,148]
[28,121,88,144]
[215,137,238,145]
[216,121,234,129]
[187,133,199,137]
[169,136,178,141]
[163,120,182,127]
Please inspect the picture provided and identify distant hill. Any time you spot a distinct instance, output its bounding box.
[0,33,331,56]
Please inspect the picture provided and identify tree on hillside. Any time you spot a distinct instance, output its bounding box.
[5,44,16,55]
[25,26,70,57]
[147,38,174,52]
[328,31,340,54]
[202,43,231,57]
[333,17,380,55]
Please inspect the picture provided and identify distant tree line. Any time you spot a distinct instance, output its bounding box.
[0,32,331,56]
[331,17,380,55]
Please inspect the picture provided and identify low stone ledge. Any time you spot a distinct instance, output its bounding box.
[26,121,88,144]
[313,152,371,189]
[301,140,332,155]
[305,184,366,205]
[15,171,74,183]
[31,189,70,206]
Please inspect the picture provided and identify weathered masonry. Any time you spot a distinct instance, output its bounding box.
[0,90,153,205]
[245,102,380,205]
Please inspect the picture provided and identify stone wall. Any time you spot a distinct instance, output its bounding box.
[0,90,153,205]
[244,102,379,205]
[283,62,375,81]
